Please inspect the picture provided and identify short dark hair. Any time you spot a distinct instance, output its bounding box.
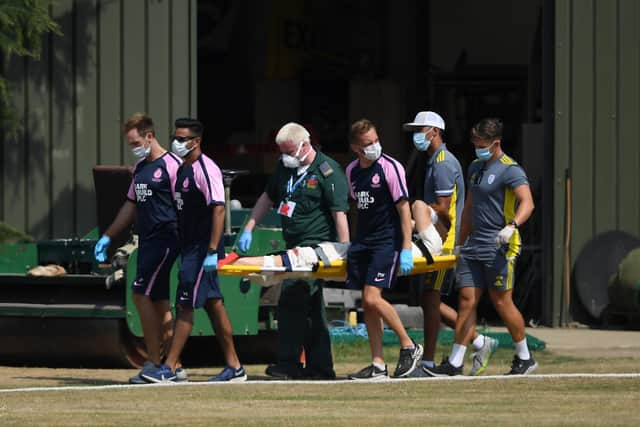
[472,118,503,140]
[174,117,204,137]
[349,118,376,144]
[124,113,155,136]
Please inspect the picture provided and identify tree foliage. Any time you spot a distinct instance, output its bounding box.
[0,0,61,133]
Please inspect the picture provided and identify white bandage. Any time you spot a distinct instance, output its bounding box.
[262,255,276,268]
[417,224,443,256]
[428,205,439,225]
[316,242,350,263]
[286,246,319,269]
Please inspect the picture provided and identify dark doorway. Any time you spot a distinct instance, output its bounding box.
[196,0,546,323]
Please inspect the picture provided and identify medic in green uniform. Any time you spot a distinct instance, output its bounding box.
[238,122,349,379]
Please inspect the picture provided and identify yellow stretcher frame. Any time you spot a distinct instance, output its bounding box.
[218,255,457,280]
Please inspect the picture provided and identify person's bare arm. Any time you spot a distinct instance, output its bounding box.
[209,205,225,250]
[104,200,136,238]
[395,199,413,249]
[332,211,350,243]
[511,184,535,226]
[243,192,274,231]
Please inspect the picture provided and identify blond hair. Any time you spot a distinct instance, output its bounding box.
[275,122,310,145]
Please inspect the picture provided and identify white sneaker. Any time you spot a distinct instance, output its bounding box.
[468,336,499,376]
[175,367,188,382]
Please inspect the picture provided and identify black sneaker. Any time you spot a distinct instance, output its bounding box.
[348,364,388,381]
[393,340,424,377]
[505,355,538,375]
[407,363,430,378]
[265,364,303,380]
[423,357,463,377]
[302,368,336,380]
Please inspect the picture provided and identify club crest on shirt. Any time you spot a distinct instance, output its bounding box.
[182,177,190,189]
[371,173,381,188]
[152,168,163,182]
[488,174,495,184]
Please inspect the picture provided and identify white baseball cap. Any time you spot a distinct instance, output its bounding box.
[403,111,445,131]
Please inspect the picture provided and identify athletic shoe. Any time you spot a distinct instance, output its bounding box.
[209,366,248,382]
[265,364,303,380]
[468,336,499,376]
[302,368,336,380]
[140,364,177,383]
[175,367,188,382]
[407,363,430,378]
[393,339,424,377]
[423,357,463,377]
[129,361,155,384]
[505,355,538,375]
[348,364,389,381]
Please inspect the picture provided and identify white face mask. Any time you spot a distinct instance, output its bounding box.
[171,139,195,158]
[131,142,151,159]
[281,141,309,168]
[362,142,382,161]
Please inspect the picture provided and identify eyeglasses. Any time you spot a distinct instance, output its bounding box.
[172,135,196,143]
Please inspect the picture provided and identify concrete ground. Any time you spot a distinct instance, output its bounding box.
[496,326,640,358]
[390,303,640,359]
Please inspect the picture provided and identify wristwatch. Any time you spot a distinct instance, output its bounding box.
[207,248,217,255]
[508,219,519,228]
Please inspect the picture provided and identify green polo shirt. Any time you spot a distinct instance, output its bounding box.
[266,150,349,248]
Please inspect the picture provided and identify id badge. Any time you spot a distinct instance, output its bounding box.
[277,200,296,217]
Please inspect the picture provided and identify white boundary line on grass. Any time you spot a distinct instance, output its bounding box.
[0,373,639,394]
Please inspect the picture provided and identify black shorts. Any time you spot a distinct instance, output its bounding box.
[346,241,399,290]
[132,238,179,301]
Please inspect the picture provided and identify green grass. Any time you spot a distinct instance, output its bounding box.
[0,378,638,426]
[0,343,638,426]
[332,340,637,375]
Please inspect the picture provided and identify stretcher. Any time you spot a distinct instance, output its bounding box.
[218,254,457,284]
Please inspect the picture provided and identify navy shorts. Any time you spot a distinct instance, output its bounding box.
[420,269,455,295]
[132,238,179,301]
[456,251,517,291]
[176,244,224,309]
[346,241,399,290]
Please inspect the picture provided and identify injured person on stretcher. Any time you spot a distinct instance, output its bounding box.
[218,202,447,286]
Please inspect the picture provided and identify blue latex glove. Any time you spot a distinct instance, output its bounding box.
[203,253,218,272]
[237,230,253,253]
[94,235,111,263]
[399,248,413,275]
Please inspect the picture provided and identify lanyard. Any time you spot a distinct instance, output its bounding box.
[286,172,307,199]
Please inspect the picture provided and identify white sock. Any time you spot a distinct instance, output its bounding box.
[420,360,435,368]
[472,335,485,351]
[514,338,531,360]
[373,362,386,371]
[448,344,467,368]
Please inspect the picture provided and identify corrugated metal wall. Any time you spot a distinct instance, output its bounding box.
[553,0,640,325]
[1,0,197,239]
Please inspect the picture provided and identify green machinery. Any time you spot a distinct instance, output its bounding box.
[0,169,286,368]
